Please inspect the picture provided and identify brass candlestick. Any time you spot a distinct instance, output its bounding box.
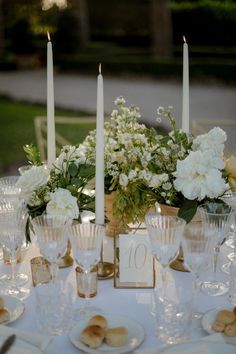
[97,237,114,280]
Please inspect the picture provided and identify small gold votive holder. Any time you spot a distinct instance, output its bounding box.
[76,266,97,298]
[30,256,52,286]
[3,246,21,264]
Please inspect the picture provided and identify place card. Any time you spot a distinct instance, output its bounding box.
[114,233,155,288]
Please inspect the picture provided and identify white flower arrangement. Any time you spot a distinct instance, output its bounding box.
[149,107,229,222]
[77,97,158,226]
[17,144,95,239]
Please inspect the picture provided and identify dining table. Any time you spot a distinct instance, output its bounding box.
[0,233,235,354]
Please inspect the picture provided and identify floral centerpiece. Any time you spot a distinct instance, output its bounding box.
[77,97,159,232]
[77,98,232,230]
[148,106,230,222]
[16,144,95,241]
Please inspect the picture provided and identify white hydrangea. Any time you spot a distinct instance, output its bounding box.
[173,150,227,201]
[16,165,50,203]
[46,188,79,219]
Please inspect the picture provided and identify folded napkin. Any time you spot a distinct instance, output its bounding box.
[0,325,52,352]
[134,333,231,354]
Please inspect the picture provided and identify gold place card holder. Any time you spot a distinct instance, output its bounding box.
[114,233,155,289]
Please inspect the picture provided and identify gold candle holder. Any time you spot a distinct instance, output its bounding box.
[76,266,97,298]
[3,246,21,264]
[30,256,52,286]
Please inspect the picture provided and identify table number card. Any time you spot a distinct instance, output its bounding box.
[114,233,155,288]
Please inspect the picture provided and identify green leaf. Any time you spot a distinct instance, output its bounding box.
[79,164,95,178]
[177,199,198,224]
[68,162,78,177]
[23,144,42,166]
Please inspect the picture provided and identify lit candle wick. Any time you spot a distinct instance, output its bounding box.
[99,63,102,75]
[47,31,51,42]
[183,35,186,43]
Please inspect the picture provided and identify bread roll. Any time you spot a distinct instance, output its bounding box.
[216,310,235,324]
[88,315,108,329]
[0,297,4,309]
[224,322,236,337]
[105,326,128,347]
[0,308,10,324]
[211,320,225,333]
[80,325,105,349]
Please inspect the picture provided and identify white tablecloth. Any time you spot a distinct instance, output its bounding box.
[0,236,233,354]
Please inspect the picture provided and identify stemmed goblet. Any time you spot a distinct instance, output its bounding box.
[0,199,29,299]
[220,191,236,274]
[145,213,186,299]
[69,222,104,316]
[31,215,69,283]
[199,202,235,296]
[182,224,215,319]
[0,176,29,286]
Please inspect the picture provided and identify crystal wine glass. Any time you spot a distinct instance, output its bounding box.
[220,191,236,274]
[145,212,186,299]
[31,215,69,283]
[182,224,215,319]
[199,202,235,296]
[69,222,104,316]
[0,199,29,299]
[0,176,29,286]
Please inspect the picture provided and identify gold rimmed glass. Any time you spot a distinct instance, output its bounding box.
[69,222,104,316]
[199,202,235,296]
[31,215,69,283]
[145,212,186,299]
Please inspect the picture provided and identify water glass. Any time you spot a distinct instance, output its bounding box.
[152,285,192,345]
[35,282,74,336]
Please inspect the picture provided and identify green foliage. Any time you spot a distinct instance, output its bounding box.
[23,144,42,166]
[177,199,198,223]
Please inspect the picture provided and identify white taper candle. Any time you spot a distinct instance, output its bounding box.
[182,36,189,133]
[47,32,56,166]
[95,64,105,225]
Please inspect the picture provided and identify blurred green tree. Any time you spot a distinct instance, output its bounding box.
[150,0,173,58]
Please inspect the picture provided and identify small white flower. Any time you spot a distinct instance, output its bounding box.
[128,170,137,180]
[157,106,164,115]
[162,182,172,191]
[156,117,162,123]
[119,173,129,187]
[114,96,126,106]
[46,188,79,219]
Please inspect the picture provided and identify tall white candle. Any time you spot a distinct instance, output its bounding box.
[182,36,189,133]
[95,64,104,225]
[47,32,56,166]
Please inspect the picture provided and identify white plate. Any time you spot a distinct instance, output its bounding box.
[201,307,234,335]
[0,335,43,354]
[160,340,236,354]
[1,295,25,324]
[69,313,145,354]
[201,307,236,345]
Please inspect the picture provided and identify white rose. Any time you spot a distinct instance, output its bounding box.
[193,127,227,156]
[173,151,227,201]
[46,188,79,219]
[119,173,129,187]
[16,165,50,203]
